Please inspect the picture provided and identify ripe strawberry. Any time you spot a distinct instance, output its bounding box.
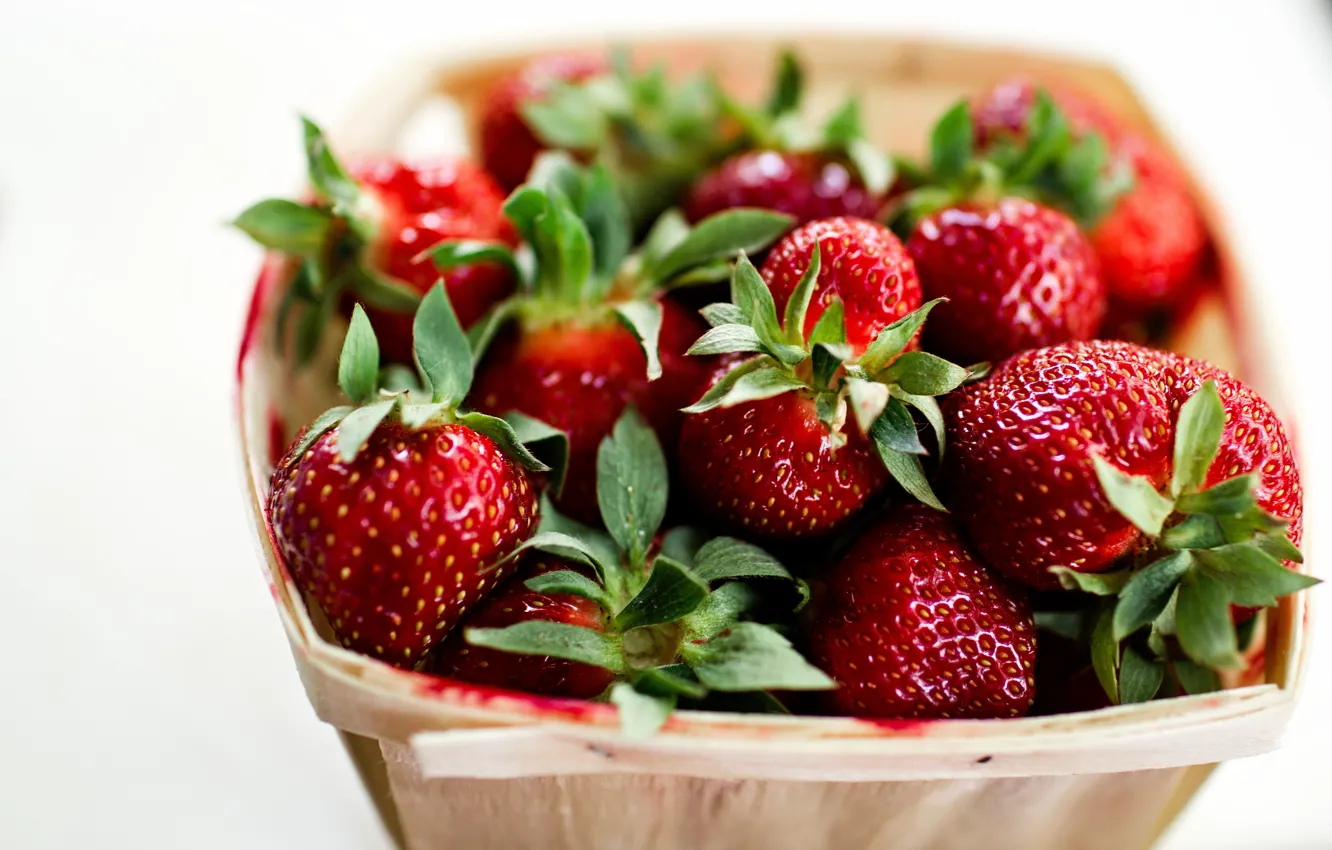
[893,99,1111,363]
[908,199,1103,363]
[235,119,517,365]
[472,298,709,523]
[478,53,609,190]
[683,52,894,227]
[943,339,1310,693]
[267,286,552,668]
[972,78,1208,311]
[431,555,614,698]
[433,158,792,524]
[451,409,833,734]
[678,389,889,538]
[804,505,1037,719]
[761,217,922,352]
[684,151,886,225]
[678,247,970,539]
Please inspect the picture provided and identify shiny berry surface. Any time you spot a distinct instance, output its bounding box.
[677,391,888,539]
[909,198,1105,363]
[471,298,709,524]
[683,151,885,226]
[350,159,518,363]
[268,420,538,667]
[805,505,1036,719]
[431,555,615,699]
[943,341,1175,589]
[761,217,922,352]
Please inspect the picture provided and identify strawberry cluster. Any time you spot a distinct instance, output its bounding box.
[241,50,1310,735]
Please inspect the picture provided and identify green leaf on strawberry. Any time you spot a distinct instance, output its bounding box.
[893,90,1133,234]
[1058,380,1316,698]
[681,252,968,510]
[460,407,831,736]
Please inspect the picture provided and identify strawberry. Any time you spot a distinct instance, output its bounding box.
[478,53,609,191]
[907,199,1103,364]
[235,119,517,365]
[760,217,922,353]
[471,297,708,523]
[972,78,1208,311]
[941,339,1311,696]
[430,555,615,698]
[432,157,793,524]
[804,504,1037,719]
[892,98,1112,363]
[474,51,732,229]
[267,285,557,667]
[452,409,832,734]
[678,245,971,539]
[683,52,894,227]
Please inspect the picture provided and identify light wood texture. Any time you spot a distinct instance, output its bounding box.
[234,34,1313,850]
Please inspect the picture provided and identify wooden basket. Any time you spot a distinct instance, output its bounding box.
[234,35,1312,850]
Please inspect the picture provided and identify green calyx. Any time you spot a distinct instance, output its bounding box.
[891,91,1134,235]
[518,49,737,229]
[431,154,793,382]
[233,117,427,366]
[682,250,972,511]
[716,49,894,196]
[463,407,832,738]
[288,283,565,484]
[1051,381,1315,703]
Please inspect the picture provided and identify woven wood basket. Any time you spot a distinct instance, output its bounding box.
[235,34,1312,850]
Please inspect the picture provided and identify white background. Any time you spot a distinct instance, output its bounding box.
[1,1,1329,848]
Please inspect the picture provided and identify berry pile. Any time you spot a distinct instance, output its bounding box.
[240,50,1311,735]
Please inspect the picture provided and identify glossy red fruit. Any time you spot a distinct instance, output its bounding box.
[760,217,922,352]
[478,54,609,190]
[431,556,615,698]
[677,390,889,539]
[805,505,1037,719]
[908,198,1105,364]
[1126,349,1304,551]
[348,159,518,363]
[683,151,885,226]
[471,298,710,524]
[1089,165,1208,309]
[972,78,1207,311]
[268,419,539,667]
[942,341,1176,589]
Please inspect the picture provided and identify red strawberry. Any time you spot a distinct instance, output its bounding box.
[684,151,886,226]
[761,217,922,352]
[677,389,889,539]
[271,419,537,666]
[942,341,1178,588]
[435,160,790,523]
[943,341,1306,630]
[678,248,967,538]
[430,555,614,698]
[477,53,609,191]
[472,298,710,524]
[683,52,894,229]
[804,505,1037,719]
[266,285,550,668]
[234,119,517,366]
[348,158,518,363]
[907,198,1105,363]
[972,78,1208,311]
